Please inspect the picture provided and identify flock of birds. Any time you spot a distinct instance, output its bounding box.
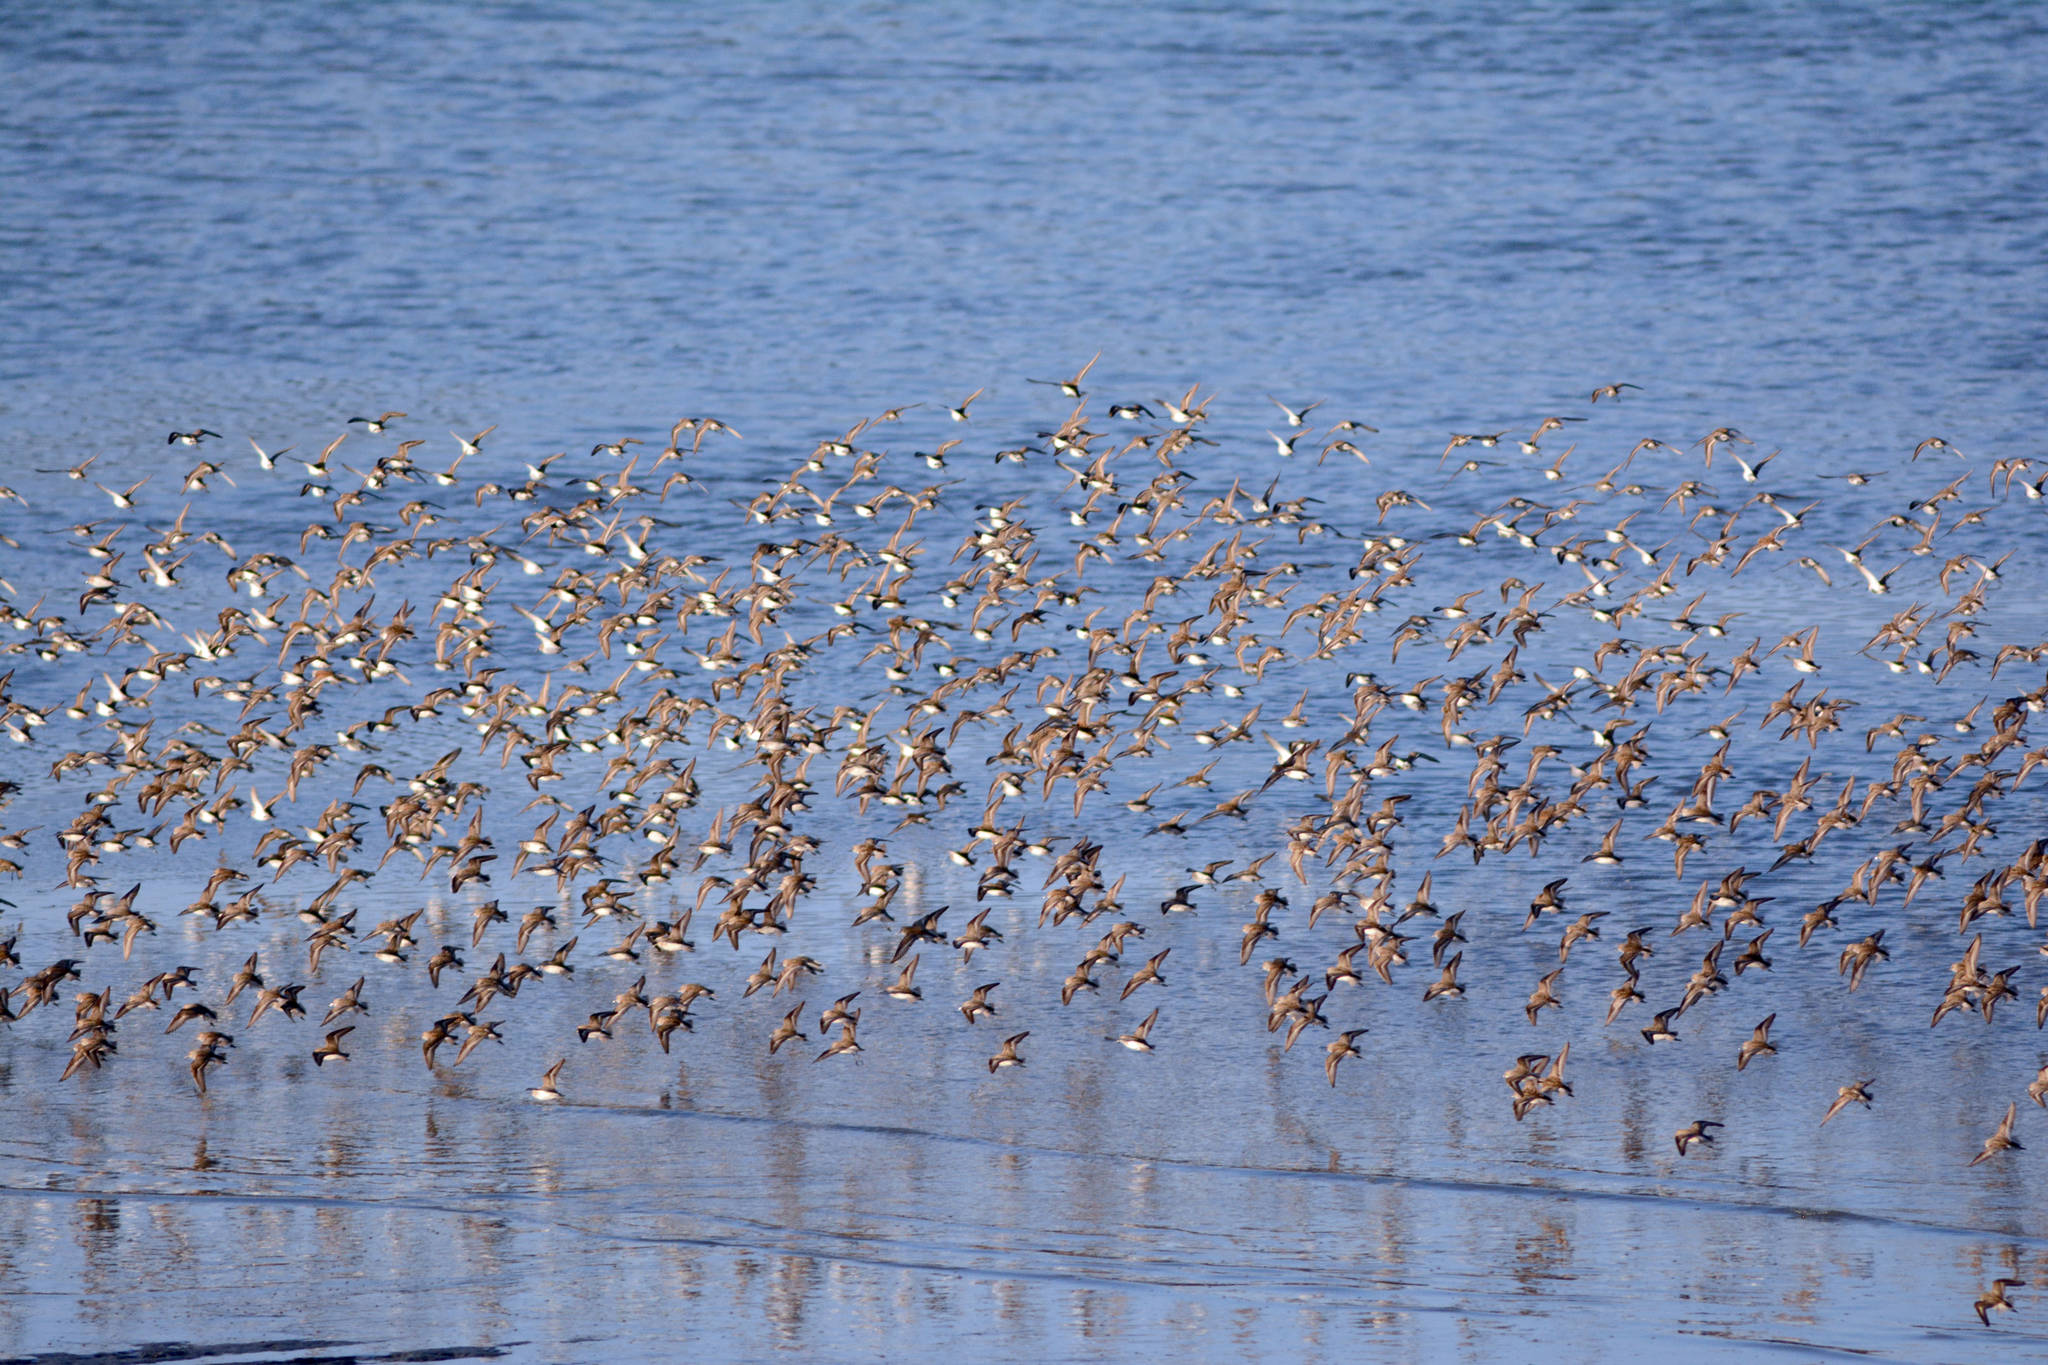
[1,358,2044,1327]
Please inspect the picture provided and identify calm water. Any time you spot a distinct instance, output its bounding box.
[3,3,2048,1362]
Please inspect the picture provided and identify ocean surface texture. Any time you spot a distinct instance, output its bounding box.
[3,3,2047,1362]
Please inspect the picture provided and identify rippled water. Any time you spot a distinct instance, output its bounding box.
[3,3,2048,1362]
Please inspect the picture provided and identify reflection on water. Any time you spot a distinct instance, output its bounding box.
[6,992,2048,1359]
